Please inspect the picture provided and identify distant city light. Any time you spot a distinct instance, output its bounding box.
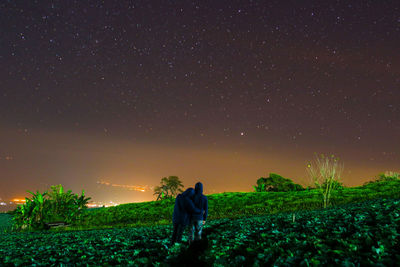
[97,179,150,192]
[87,201,120,208]
[0,197,164,212]
[12,198,26,203]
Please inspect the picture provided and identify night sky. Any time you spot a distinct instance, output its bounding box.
[1,1,399,204]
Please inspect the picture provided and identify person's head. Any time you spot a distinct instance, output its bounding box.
[182,187,195,198]
[194,182,203,194]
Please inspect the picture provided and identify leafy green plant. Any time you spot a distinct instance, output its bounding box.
[200,198,400,266]
[1,198,399,266]
[46,185,91,223]
[307,154,344,208]
[13,190,49,230]
[253,183,266,192]
[12,185,91,230]
[78,179,400,230]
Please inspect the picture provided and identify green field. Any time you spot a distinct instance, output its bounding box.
[1,198,399,266]
[77,179,400,230]
[1,180,399,265]
[0,213,12,233]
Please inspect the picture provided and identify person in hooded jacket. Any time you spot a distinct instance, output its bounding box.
[171,187,202,244]
[189,182,208,243]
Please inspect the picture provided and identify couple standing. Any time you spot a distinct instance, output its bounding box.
[171,182,208,244]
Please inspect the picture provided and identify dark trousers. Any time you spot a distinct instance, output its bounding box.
[189,220,204,242]
[171,223,185,244]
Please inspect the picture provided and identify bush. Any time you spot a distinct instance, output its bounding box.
[363,171,399,187]
[253,173,304,192]
[12,185,91,230]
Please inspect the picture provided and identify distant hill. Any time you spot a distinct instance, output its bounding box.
[0,203,18,213]
[77,179,400,230]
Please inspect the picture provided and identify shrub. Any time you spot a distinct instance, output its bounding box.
[363,171,399,186]
[12,190,49,230]
[377,171,399,181]
[253,173,304,192]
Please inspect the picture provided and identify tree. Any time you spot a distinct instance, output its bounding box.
[306,153,344,208]
[154,176,184,200]
[253,173,304,192]
[153,184,169,201]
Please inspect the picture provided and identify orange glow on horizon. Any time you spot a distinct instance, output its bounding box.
[12,198,26,203]
[97,179,150,192]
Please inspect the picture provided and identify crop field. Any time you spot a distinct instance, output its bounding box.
[78,179,400,230]
[0,213,12,233]
[1,198,399,266]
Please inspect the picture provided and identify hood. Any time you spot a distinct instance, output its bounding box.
[194,182,203,194]
[182,187,195,198]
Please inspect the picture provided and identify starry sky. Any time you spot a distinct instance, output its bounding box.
[0,0,399,204]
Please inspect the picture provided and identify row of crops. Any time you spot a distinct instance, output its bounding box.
[1,197,399,266]
[200,198,400,266]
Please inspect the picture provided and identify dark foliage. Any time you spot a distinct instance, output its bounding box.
[154,176,184,200]
[254,173,304,192]
[74,180,400,230]
[1,198,399,266]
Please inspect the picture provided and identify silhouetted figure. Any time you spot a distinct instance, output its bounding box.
[189,182,208,244]
[171,188,201,244]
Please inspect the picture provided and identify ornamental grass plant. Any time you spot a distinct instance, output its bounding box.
[306,154,344,208]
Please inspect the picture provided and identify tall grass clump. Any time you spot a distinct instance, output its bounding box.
[306,153,344,208]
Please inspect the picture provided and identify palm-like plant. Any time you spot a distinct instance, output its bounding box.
[13,190,49,230]
[48,185,74,219]
[71,189,91,223]
[13,185,91,230]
